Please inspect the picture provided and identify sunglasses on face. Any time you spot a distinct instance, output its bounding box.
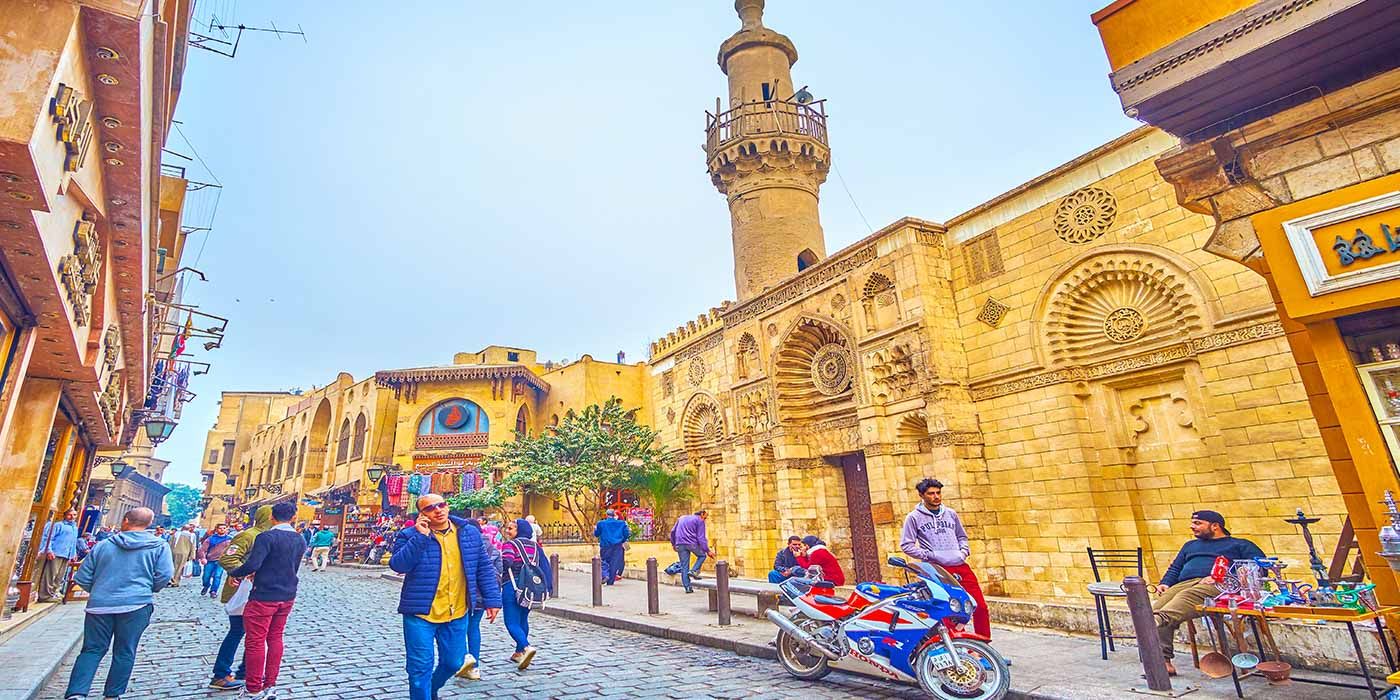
[421,502,449,514]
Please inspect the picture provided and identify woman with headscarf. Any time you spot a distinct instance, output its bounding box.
[499,518,553,670]
[801,536,845,586]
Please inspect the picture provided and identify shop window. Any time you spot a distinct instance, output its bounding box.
[351,413,368,459]
[417,398,489,435]
[1342,308,1400,477]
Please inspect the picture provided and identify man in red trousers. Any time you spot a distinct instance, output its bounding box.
[899,478,991,638]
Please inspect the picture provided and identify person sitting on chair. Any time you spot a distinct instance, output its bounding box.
[767,536,809,584]
[1152,509,1266,675]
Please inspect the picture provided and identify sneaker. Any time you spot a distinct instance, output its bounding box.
[509,652,523,665]
[237,690,268,700]
[517,646,537,670]
[209,676,245,691]
[464,667,480,681]
[455,654,477,679]
[690,572,704,580]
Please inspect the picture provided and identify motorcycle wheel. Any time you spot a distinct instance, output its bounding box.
[915,638,1010,700]
[775,614,832,680]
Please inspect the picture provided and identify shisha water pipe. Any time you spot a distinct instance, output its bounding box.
[1378,491,1400,572]
[1284,508,1329,587]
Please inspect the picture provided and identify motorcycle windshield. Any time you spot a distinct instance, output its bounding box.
[912,561,961,589]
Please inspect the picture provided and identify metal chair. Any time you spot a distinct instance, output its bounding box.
[1086,547,1143,660]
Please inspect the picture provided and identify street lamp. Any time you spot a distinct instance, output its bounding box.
[243,486,257,499]
[143,415,177,445]
[366,465,384,483]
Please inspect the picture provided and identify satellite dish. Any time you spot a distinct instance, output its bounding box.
[794,86,814,104]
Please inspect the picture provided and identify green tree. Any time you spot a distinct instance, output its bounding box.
[164,483,204,527]
[483,397,673,542]
[445,480,511,513]
[627,466,695,540]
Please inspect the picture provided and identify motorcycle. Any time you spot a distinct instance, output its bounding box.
[767,555,1010,700]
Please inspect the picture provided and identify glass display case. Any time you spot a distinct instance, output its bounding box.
[1350,319,1400,476]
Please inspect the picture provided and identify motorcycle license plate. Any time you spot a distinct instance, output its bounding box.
[928,648,956,671]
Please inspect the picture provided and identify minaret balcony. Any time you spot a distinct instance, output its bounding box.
[705,99,828,164]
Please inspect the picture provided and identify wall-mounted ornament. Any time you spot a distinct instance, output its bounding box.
[50,83,95,173]
[98,372,122,437]
[102,324,121,372]
[1104,307,1146,343]
[976,298,1009,328]
[661,370,674,398]
[831,293,848,312]
[1054,187,1118,244]
[57,213,101,326]
[811,343,853,396]
[687,357,707,386]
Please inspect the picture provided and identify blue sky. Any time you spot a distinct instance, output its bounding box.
[160,0,1136,486]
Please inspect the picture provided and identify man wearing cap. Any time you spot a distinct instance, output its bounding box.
[593,509,631,585]
[1152,509,1266,674]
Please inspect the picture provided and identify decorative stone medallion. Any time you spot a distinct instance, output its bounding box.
[687,357,707,386]
[976,298,1010,328]
[831,293,847,312]
[666,408,676,425]
[1103,307,1146,343]
[767,323,779,338]
[1054,187,1118,244]
[810,343,852,396]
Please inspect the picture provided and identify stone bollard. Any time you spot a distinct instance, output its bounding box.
[591,556,603,607]
[1124,576,1172,693]
[646,557,660,615]
[549,553,560,594]
[716,560,732,626]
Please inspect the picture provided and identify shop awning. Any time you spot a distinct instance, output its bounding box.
[306,480,358,498]
[242,492,295,510]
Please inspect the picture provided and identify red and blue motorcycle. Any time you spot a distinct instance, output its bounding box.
[767,555,1010,699]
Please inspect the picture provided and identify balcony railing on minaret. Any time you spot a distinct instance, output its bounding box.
[705,98,828,160]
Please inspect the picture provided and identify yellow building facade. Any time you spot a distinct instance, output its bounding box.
[203,350,647,549]
[642,1,1346,599]
[1,0,202,607]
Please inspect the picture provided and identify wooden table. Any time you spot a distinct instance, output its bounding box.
[1197,604,1397,698]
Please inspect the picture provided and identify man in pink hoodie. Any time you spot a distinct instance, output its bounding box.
[898,478,990,638]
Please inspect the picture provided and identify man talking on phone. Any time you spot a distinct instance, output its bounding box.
[390,493,502,700]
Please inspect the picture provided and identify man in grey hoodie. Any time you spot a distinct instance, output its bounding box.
[64,507,173,700]
[898,478,991,638]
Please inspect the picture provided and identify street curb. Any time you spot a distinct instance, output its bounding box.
[537,604,778,661]
[0,604,86,700]
[536,604,1053,699]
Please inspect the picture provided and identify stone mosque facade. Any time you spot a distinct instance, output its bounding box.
[216,0,1348,604]
[643,0,1343,598]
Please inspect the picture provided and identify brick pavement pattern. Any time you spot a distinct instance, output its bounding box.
[39,567,922,699]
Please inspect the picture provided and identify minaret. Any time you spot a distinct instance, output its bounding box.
[707,0,831,300]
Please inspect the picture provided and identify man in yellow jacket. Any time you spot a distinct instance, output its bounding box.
[206,506,272,691]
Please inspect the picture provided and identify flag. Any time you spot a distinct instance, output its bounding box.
[168,313,191,365]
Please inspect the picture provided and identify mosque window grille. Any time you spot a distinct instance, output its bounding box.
[963,229,1005,284]
[977,298,1010,328]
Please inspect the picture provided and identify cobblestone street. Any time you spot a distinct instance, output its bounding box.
[39,567,922,699]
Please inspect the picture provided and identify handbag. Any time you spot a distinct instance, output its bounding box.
[224,577,253,616]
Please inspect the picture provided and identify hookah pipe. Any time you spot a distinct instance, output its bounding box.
[1284,508,1329,589]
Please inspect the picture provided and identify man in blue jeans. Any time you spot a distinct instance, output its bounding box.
[390,494,502,700]
[669,510,715,594]
[64,507,173,700]
[207,505,274,691]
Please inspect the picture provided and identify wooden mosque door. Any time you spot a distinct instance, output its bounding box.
[838,452,882,583]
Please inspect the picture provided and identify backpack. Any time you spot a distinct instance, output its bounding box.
[506,539,550,610]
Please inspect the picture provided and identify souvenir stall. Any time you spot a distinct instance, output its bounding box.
[1196,502,1400,698]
